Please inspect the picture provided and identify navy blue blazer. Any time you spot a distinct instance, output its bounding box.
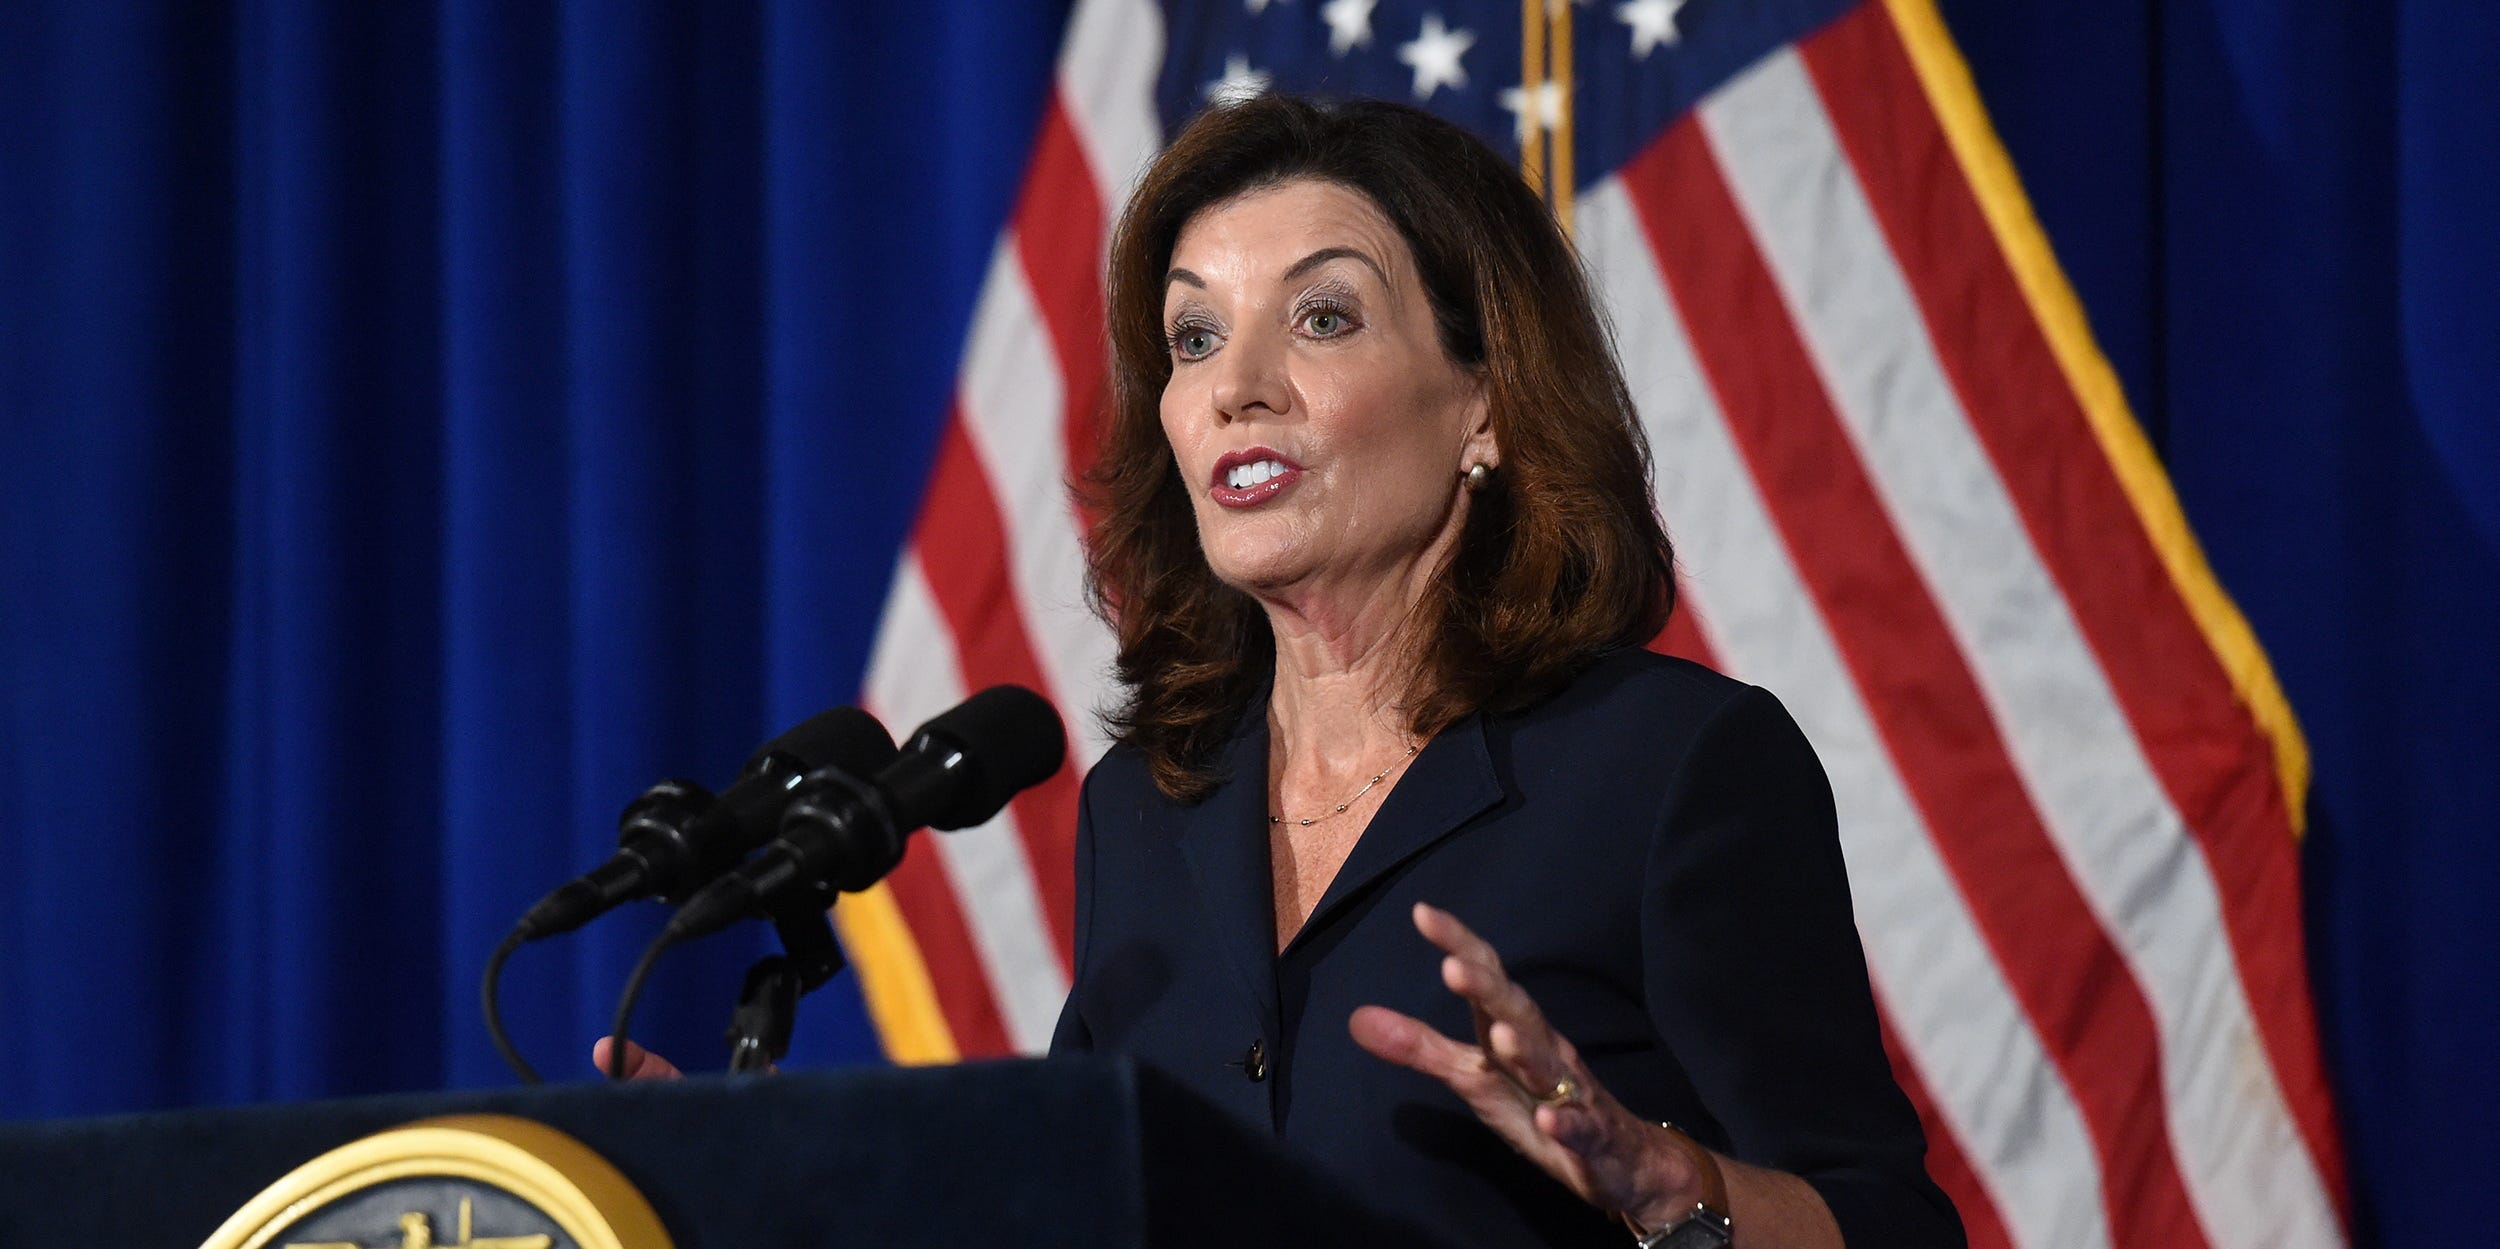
[1051,648,1964,1248]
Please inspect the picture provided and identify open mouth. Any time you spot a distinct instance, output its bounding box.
[1210,448,1304,508]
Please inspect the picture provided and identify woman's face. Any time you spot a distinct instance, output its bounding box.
[1158,178,1495,607]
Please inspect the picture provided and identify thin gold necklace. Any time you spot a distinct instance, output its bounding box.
[1270,742,1420,828]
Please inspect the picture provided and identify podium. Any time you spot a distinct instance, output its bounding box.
[0,1056,1451,1248]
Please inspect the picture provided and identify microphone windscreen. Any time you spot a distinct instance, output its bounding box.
[758,705,900,776]
[915,685,1067,830]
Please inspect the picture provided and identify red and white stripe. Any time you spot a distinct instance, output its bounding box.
[854,1,2347,1246]
[852,0,1160,1056]
[1582,178,2116,1249]
[1699,43,2336,1249]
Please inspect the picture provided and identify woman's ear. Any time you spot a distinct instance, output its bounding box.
[1460,387,1499,472]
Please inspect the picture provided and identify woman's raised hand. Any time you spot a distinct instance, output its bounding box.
[1348,902,1704,1229]
[589,1036,684,1081]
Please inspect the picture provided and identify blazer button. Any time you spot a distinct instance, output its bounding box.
[1242,1039,1268,1082]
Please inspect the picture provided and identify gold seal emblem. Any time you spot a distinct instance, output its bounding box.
[198,1115,671,1249]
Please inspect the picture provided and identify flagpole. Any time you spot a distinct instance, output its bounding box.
[1521,0,1547,200]
[1550,0,1575,236]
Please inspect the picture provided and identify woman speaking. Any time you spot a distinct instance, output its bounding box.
[602,92,1963,1248]
[1052,95,1964,1248]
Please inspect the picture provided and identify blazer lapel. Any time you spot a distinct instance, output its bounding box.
[1176,715,1283,1038]
[1287,712,1506,957]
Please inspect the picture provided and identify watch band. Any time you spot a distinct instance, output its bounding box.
[1630,1203,1733,1249]
[1621,1123,1733,1248]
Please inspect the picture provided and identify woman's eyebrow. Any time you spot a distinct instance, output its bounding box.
[1283,246,1388,286]
[1163,247,1387,292]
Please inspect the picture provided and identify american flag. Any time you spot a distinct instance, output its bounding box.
[835,2,2348,1247]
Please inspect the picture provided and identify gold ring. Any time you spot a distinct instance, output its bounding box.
[1539,1076,1579,1108]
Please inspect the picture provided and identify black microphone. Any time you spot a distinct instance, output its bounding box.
[664,685,1067,941]
[509,706,899,942]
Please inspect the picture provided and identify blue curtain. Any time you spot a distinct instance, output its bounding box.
[1946,4,2499,1246]
[2,3,2491,1247]
[0,0,1070,1108]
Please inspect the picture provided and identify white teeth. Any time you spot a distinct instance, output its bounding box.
[1225,459,1286,489]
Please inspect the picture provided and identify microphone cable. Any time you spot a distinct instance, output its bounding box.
[480,931,542,1084]
[606,927,683,1082]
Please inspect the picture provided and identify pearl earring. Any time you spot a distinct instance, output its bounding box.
[1464,462,1493,491]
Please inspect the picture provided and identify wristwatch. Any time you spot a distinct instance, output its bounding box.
[1622,1124,1733,1249]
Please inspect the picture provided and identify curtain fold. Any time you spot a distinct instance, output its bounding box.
[1,0,1070,1116]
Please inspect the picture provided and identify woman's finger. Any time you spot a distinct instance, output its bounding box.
[1348,1004,1492,1087]
[1422,906,1553,1030]
[1350,1007,1549,1109]
[1427,923,1572,1098]
[1440,953,1553,1041]
[1536,1095,1612,1156]
[589,1036,684,1081]
[1413,903,1508,981]
[1490,1016,1582,1120]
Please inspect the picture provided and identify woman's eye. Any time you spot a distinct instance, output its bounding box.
[1169,326,1217,360]
[1300,305,1357,338]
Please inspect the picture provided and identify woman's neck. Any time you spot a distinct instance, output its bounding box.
[1254,493,1468,772]
[1262,574,1428,775]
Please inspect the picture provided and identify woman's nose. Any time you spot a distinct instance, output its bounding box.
[1211,331,1290,424]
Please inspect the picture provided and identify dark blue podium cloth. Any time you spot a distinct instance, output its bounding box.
[0,1056,1450,1248]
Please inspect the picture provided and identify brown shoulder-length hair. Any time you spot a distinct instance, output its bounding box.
[1087,95,1673,802]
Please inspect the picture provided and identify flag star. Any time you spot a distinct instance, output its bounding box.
[1246,0,1289,14]
[1616,0,1687,59]
[1398,14,1477,100]
[1204,52,1272,105]
[1499,80,1566,144]
[1320,0,1378,55]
